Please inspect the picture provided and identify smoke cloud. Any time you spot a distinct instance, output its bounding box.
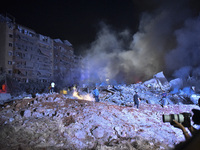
[81,0,200,84]
[165,16,200,74]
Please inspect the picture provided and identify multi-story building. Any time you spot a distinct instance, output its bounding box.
[36,34,54,82]
[0,15,14,75]
[0,14,80,86]
[72,55,83,85]
[11,23,53,83]
[53,39,74,86]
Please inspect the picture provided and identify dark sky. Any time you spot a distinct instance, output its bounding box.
[1,0,200,55]
[1,0,200,83]
[0,0,156,55]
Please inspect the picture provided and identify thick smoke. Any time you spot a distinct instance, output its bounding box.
[165,15,200,89]
[81,0,200,84]
[81,25,132,84]
[165,16,200,76]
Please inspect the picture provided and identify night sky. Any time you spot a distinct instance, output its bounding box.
[0,0,162,55]
[1,0,200,55]
[1,0,200,83]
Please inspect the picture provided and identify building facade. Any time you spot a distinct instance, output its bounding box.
[0,14,81,86]
[53,39,74,86]
[0,15,14,75]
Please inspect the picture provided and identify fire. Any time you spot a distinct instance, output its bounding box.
[73,91,94,101]
[73,91,82,99]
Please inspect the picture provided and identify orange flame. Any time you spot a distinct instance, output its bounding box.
[73,91,94,101]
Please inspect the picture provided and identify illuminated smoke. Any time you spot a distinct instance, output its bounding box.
[165,16,200,77]
[81,0,200,84]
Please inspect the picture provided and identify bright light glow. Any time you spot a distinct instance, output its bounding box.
[73,91,94,101]
[73,91,82,99]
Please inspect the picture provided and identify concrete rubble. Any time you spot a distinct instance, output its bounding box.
[0,72,200,149]
[0,90,199,150]
[0,93,11,104]
[143,71,171,92]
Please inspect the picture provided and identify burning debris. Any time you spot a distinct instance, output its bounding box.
[72,90,94,101]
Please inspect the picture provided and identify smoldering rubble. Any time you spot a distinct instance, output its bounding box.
[0,72,200,150]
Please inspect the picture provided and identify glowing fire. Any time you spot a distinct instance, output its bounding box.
[73,91,94,101]
[73,91,82,99]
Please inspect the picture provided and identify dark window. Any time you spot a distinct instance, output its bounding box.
[8,70,12,74]
[9,34,13,38]
[9,43,13,47]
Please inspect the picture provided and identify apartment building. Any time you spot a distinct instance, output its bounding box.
[11,23,53,83]
[72,55,83,85]
[36,34,54,82]
[0,15,14,75]
[54,39,74,86]
[0,14,79,85]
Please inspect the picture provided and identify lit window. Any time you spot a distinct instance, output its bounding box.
[8,52,13,56]
[8,61,12,65]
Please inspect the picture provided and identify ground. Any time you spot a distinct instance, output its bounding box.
[0,93,199,150]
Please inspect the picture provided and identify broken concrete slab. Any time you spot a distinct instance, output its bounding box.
[169,78,183,92]
[190,94,200,104]
[144,71,171,92]
[0,93,11,104]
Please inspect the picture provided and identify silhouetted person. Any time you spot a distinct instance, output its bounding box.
[93,87,99,102]
[50,82,55,93]
[133,92,140,109]
[2,83,6,92]
[161,91,167,107]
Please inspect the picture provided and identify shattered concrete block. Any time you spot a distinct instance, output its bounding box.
[32,112,44,118]
[144,78,158,88]
[0,93,11,104]
[9,117,14,122]
[92,126,105,139]
[36,107,46,113]
[190,94,200,104]
[144,71,171,91]
[75,130,87,139]
[24,110,32,118]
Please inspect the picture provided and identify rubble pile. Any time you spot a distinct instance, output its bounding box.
[101,82,187,107]
[0,93,199,150]
[1,72,200,149]
[100,71,200,106]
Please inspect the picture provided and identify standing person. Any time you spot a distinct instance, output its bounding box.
[2,83,6,93]
[50,82,55,93]
[93,87,100,102]
[161,91,167,107]
[133,92,140,109]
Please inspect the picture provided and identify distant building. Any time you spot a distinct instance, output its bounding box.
[53,39,75,86]
[72,55,82,85]
[0,14,81,85]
